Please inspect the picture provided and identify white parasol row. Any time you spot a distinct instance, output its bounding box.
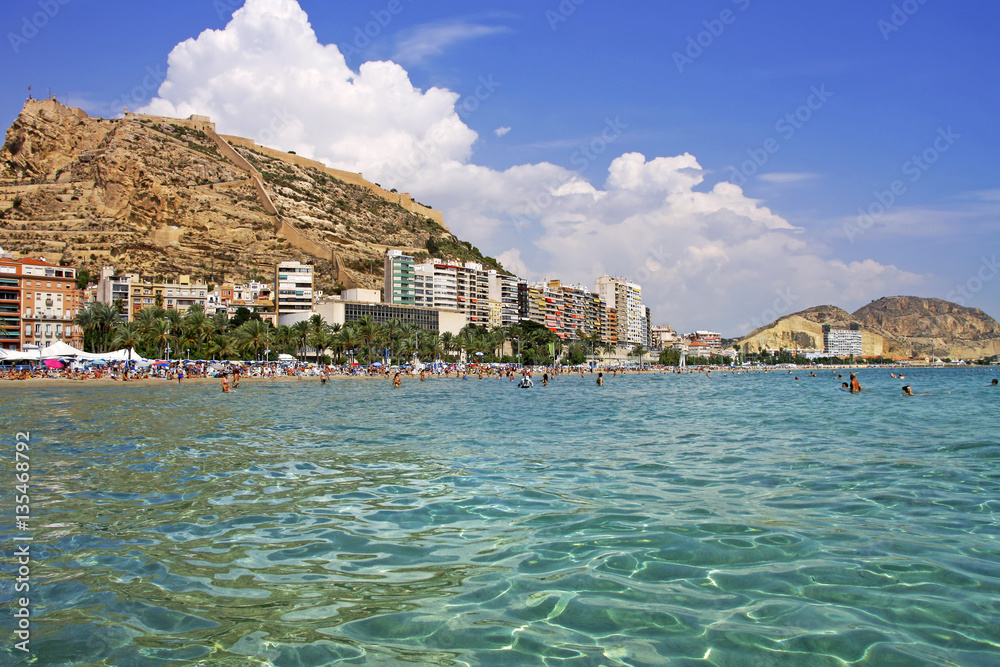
[0,343,147,363]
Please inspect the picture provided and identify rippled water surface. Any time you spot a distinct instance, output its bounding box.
[2,368,999,666]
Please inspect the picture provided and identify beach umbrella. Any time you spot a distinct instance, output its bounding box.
[153,361,169,367]
[44,359,64,369]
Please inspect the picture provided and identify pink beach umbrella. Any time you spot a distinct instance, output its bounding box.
[43,359,64,369]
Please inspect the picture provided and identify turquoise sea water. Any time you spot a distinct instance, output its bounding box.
[1,367,999,666]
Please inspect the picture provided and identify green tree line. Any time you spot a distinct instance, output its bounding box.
[73,303,620,365]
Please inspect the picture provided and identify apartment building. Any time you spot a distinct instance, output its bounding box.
[596,275,646,347]
[1,252,84,350]
[274,261,314,325]
[384,250,415,306]
[127,276,209,319]
[823,324,863,357]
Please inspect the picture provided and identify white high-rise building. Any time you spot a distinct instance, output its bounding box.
[275,261,313,325]
[596,275,646,347]
[823,325,863,357]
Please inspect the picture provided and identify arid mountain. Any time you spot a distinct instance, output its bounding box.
[738,298,1000,360]
[0,99,505,293]
[853,296,1000,359]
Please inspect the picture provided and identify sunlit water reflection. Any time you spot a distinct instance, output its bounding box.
[1,368,998,665]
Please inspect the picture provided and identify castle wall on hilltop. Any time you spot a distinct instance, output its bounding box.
[221,135,446,228]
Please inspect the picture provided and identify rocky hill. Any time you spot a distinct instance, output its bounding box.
[738,297,1000,360]
[0,98,505,293]
[853,296,1000,359]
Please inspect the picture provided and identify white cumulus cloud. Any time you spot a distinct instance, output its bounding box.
[140,0,932,333]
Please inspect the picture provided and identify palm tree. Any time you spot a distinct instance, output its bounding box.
[630,344,649,369]
[111,321,143,363]
[209,334,239,360]
[89,301,117,353]
[440,331,456,362]
[291,320,311,360]
[355,316,381,364]
[238,319,270,360]
[399,323,420,362]
[145,319,173,359]
[73,306,96,353]
[183,307,211,356]
[164,308,184,341]
[133,306,163,337]
[334,325,360,364]
[271,325,293,355]
[421,331,442,362]
[382,318,403,363]
[308,327,332,363]
[309,313,327,338]
[212,310,230,333]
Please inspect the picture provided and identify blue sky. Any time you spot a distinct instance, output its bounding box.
[3,0,998,334]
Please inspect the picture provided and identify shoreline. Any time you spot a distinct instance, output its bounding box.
[2,364,994,389]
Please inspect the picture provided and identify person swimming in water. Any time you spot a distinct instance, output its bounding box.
[902,385,913,396]
[597,372,604,386]
[849,373,861,393]
[221,375,231,393]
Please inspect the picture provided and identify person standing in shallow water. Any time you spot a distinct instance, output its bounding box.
[849,373,861,393]
[596,372,603,386]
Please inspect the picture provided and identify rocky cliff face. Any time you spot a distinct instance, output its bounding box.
[852,297,1000,359]
[737,298,1000,360]
[0,99,503,292]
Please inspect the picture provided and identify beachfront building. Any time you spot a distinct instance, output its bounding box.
[0,250,22,350]
[0,251,85,350]
[604,307,618,347]
[95,267,132,320]
[823,324,863,357]
[384,252,498,326]
[488,270,520,328]
[646,307,653,348]
[126,276,209,320]
[315,296,467,336]
[650,325,678,350]
[686,341,714,359]
[97,268,211,320]
[515,279,609,341]
[596,275,646,348]
[274,261,314,326]
[212,280,272,313]
[384,250,414,306]
[690,331,722,351]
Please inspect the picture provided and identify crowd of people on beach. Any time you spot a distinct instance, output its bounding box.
[3,357,997,398]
